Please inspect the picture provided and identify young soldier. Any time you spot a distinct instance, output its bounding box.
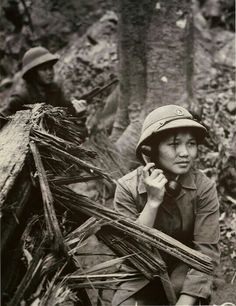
[113,105,220,306]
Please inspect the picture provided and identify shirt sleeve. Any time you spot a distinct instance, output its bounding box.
[114,179,139,220]
[1,79,31,117]
[181,178,220,300]
[1,93,25,117]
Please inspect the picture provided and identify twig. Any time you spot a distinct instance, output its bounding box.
[226,195,236,206]
[231,270,236,284]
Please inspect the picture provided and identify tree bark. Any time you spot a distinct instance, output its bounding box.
[0,111,33,253]
[112,0,194,168]
[0,111,32,206]
[145,0,193,110]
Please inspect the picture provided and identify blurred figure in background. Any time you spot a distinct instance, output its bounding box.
[0,46,87,123]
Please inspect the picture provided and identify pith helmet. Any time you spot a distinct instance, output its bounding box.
[22,46,59,78]
[136,104,207,161]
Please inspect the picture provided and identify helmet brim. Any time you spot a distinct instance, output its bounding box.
[22,53,59,78]
[136,118,207,162]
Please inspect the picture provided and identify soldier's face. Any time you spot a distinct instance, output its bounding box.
[154,129,198,176]
[36,62,55,85]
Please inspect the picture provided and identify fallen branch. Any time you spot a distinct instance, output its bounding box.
[30,141,68,255]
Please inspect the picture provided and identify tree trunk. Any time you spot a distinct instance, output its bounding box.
[112,0,194,168]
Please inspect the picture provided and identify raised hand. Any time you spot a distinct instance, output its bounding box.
[142,162,168,205]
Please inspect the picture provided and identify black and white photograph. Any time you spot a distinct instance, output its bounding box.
[0,0,235,305]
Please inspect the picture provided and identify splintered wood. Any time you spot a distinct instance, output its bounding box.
[0,110,32,206]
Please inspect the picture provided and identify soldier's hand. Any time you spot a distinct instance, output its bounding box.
[71,99,87,115]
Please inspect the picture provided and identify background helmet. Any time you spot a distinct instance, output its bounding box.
[22,46,59,78]
[136,104,207,162]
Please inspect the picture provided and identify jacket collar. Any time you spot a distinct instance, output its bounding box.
[137,167,197,195]
[179,170,197,190]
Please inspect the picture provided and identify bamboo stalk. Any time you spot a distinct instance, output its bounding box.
[30,141,68,255]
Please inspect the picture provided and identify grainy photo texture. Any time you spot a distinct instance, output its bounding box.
[0,0,235,305]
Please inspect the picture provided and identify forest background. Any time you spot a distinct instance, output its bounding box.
[0,0,235,304]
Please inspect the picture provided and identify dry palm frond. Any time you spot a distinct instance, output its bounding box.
[31,129,96,160]
[30,141,68,255]
[66,273,142,290]
[75,255,132,275]
[30,132,110,183]
[39,106,87,145]
[29,105,111,189]
[65,217,105,247]
[48,175,101,185]
[52,185,213,276]
[41,284,78,306]
[38,269,78,306]
[99,231,166,279]
[1,104,108,306]
[39,141,109,179]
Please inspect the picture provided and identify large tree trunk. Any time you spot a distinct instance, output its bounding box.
[112,0,194,168]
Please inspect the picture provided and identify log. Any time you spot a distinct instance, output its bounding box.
[0,110,32,207]
[0,111,33,252]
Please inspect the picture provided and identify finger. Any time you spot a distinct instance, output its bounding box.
[151,177,168,189]
[151,171,167,181]
[149,168,164,179]
[143,162,155,171]
[141,153,151,165]
[72,99,87,113]
[78,100,87,107]
[143,163,156,178]
[160,177,168,186]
